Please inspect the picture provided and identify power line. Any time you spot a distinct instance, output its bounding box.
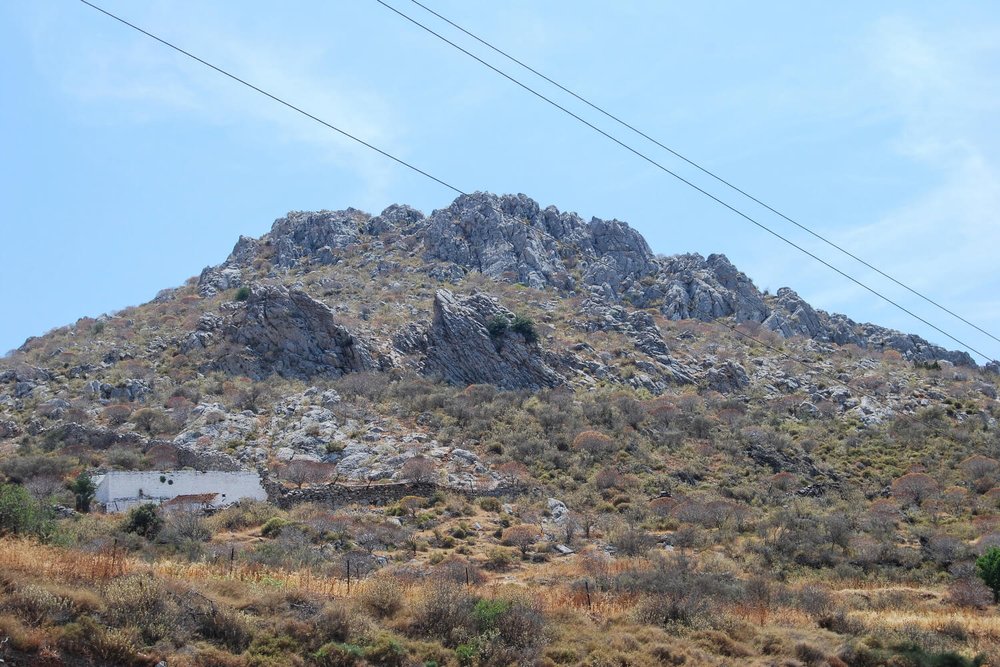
[74,0,994,432]
[77,0,464,198]
[407,0,1000,350]
[375,0,996,364]
[78,0,993,364]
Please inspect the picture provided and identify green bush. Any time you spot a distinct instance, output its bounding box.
[0,483,54,538]
[363,632,406,666]
[121,503,163,540]
[473,598,510,631]
[260,516,292,538]
[510,315,538,343]
[234,286,251,301]
[486,315,509,338]
[976,546,1000,604]
[315,641,363,667]
[478,497,501,512]
[246,633,302,667]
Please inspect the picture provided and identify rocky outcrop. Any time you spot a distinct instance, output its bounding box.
[420,193,658,295]
[199,192,975,367]
[421,193,575,290]
[268,209,368,267]
[704,360,751,393]
[761,289,973,366]
[417,289,564,390]
[656,253,769,323]
[577,299,694,386]
[218,283,377,380]
[763,288,824,338]
[82,378,152,403]
[0,420,20,439]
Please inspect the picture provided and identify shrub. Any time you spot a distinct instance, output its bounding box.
[572,430,614,457]
[59,616,146,666]
[410,583,475,644]
[234,286,251,301]
[501,525,540,557]
[2,584,74,626]
[315,642,364,667]
[245,633,303,667]
[278,460,334,489]
[948,578,993,609]
[104,574,185,644]
[197,605,255,652]
[0,483,54,538]
[261,516,292,538]
[122,503,163,539]
[483,547,516,572]
[510,315,538,343]
[486,315,509,338]
[401,456,437,484]
[891,473,939,508]
[478,496,501,512]
[472,598,510,631]
[208,500,279,531]
[103,404,134,426]
[363,632,407,667]
[356,576,404,618]
[610,525,655,557]
[314,603,353,644]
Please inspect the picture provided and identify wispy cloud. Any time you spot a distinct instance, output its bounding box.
[757,16,1000,352]
[28,3,404,206]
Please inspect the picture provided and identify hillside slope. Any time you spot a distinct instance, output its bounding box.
[1,194,999,666]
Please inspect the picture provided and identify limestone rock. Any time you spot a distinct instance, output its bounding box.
[420,289,564,390]
[657,253,769,322]
[174,403,263,450]
[367,204,425,235]
[197,266,244,297]
[267,209,369,267]
[0,420,20,439]
[705,360,750,393]
[219,283,377,380]
[189,192,976,367]
[547,498,570,525]
[763,288,824,338]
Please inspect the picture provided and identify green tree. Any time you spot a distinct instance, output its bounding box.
[69,473,97,513]
[977,546,1000,603]
[123,503,164,540]
[0,484,54,538]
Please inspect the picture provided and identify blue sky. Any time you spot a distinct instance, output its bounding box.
[3,1,1000,362]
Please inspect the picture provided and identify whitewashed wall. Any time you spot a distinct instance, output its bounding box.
[93,470,266,512]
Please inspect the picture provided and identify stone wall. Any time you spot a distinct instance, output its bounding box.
[263,474,523,510]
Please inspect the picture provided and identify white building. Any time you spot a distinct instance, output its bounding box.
[92,470,267,513]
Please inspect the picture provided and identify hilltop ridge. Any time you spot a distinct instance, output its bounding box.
[198,192,973,368]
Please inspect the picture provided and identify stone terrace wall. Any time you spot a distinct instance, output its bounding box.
[263,475,523,510]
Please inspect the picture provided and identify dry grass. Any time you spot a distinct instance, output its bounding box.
[850,608,1000,647]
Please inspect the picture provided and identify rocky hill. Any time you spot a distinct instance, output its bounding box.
[3,193,1000,666]
[202,192,974,370]
[0,192,995,487]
